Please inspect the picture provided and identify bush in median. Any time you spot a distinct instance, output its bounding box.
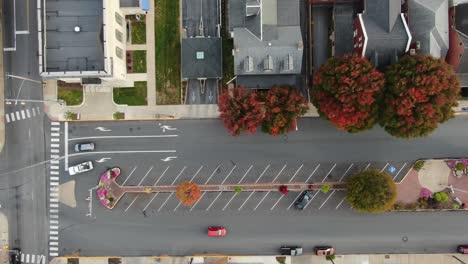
[176,181,201,206]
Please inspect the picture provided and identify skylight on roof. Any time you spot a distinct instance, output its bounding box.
[196,51,205,60]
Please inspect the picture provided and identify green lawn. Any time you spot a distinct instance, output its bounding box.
[155,0,181,105]
[132,21,146,44]
[132,51,147,73]
[113,81,148,105]
[57,84,83,106]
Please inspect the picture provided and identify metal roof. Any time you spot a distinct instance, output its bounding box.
[181,37,222,79]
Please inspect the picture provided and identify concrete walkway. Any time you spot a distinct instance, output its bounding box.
[0,212,8,264]
[0,0,5,152]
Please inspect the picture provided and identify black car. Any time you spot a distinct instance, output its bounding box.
[294,190,313,210]
[280,246,303,256]
[9,248,21,264]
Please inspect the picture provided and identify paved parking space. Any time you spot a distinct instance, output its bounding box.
[102,160,414,216]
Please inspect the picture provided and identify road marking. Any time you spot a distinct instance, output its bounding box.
[271,164,304,210]
[21,254,24,262]
[69,135,178,141]
[157,167,187,212]
[26,254,29,262]
[319,163,354,210]
[50,236,59,240]
[49,252,58,257]
[238,165,270,211]
[31,254,35,263]
[50,171,59,175]
[51,132,60,137]
[10,113,15,122]
[5,114,10,123]
[303,163,337,210]
[51,149,59,153]
[190,164,222,211]
[50,165,59,170]
[142,166,171,212]
[51,144,60,148]
[122,166,138,185]
[50,219,59,224]
[51,122,60,126]
[68,150,176,157]
[336,163,372,210]
[393,162,407,180]
[50,182,59,186]
[254,164,287,210]
[51,127,59,131]
[21,110,25,119]
[32,108,36,116]
[173,166,203,211]
[286,164,321,210]
[50,225,58,230]
[50,241,59,246]
[51,138,59,142]
[50,214,59,218]
[50,160,59,164]
[49,230,58,235]
[381,162,389,172]
[26,109,30,118]
[125,167,154,212]
[15,111,20,120]
[204,165,238,211]
[36,107,41,113]
[50,198,59,203]
[49,247,58,251]
[64,122,69,170]
[222,165,253,211]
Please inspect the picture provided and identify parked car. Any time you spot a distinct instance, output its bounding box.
[74,142,95,152]
[207,226,226,237]
[280,246,303,256]
[294,191,314,210]
[9,248,21,264]
[458,245,468,254]
[314,246,334,256]
[68,161,94,175]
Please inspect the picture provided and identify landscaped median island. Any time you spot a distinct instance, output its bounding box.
[154,0,181,105]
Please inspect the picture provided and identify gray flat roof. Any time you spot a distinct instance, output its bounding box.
[182,37,222,79]
[45,0,104,72]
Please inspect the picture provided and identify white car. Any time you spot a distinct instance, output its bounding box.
[68,161,94,175]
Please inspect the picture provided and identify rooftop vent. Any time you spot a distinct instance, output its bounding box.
[264,55,273,72]
[244,56,254,72]
[74,26,81,32]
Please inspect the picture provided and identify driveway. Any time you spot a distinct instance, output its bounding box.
[312,6,331,72]
[183,0,219,37]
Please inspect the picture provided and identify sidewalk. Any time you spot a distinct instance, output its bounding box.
[0,212,8,264]
[49,254,468,264]
[0,0,5,151]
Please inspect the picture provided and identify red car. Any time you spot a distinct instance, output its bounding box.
[207,226,226,237]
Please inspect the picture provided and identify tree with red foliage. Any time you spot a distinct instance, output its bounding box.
[176,181,201,206]
[218,88,264,136]
[279,185,289,195]
[381,55,460,138]
[311,56,385,133]
[261,86,309,136]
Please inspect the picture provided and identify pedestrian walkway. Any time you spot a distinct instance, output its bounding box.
[48,121,61,257]
[0,0,6,152]
[4,107,41,124]
[0,212,8,264]
[20,253,46,264]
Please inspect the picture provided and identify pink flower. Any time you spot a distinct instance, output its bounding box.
[420,188,431,199]
[448,160,457,168]
[97,188,107,197]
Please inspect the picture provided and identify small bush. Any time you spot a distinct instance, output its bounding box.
[64,111,75,120]
[434,192,449,202]
[455,163,466,171]
[275,257,286,264]
[417,198,428,209]
[413,160,425,171]
[321,184,331,193]
[113,111,124,120]
[453,203,461,209]
[279,185,289,195]
[233,186,243,194]
[326,255,336,262]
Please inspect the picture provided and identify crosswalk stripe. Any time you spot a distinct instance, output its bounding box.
[26,109,31,118]
[21,110,25,119]
[31,254,35,263]
[51,154,59,159]
[5,114,10,123]
[50,225,59,230]
[50,241,59,246]
[10,113,16,121]
[32,108,36,116]
[50,177,59,181]
[49,236,59,240]
[50,203,59,208]
[51,149,59,153]
[50,192,59,197]
[50,171,59,175]
[36,107,41,113]
[49,247,58,251]
[51,138,60,142]
[50,198,59,202]
[21,254,24,262]
[39,255,45,264]
[50,160,59,164]
[51,144,60,148]
[15,111,20,120]
[50,220,59,224]
[51,133,60,137]
[49,252,58,257]
[49,230,58,235]
[50,165,59,170]
[49,209,59,213]
[50,214,59,219]
[51,127,59,131]
[51,122,60,126]
[26,253,30,262]
[50,182,59,186]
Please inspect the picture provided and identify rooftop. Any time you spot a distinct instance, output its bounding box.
[181,37,222,79]
[44,0,104,73]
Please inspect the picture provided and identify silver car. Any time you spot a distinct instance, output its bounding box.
[68,161,94,175]
[74,142,95,152]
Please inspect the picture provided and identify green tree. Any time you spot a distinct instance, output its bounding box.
[381,55,460,138]
[326,255,336,264]
[321,184,331,193]
[346,169,397,213]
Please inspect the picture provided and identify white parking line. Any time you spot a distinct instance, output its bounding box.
[222,165,253,211]
[142,166,171,212]
[190,164,222,211]
[15,111,20,120]
[125,167,154,212]
[122,166,137,185]
[5,114,10,123]
[36,107,41,113]
[157,167,187,212]
[393,162,407,180]
[173,166,204,211]
[287,164,321,210]
[238,165,270,211]
[303,163,337,210]
[205,165,238,211]
[336,163,372,210]
[381,162,389,172]
[319,163,354,210]
[32,108,36,116]
[271,164,304,210]
[10,113,15,122]
[26,109,30,118]
[21,110,25,119]
[254,164,287,210]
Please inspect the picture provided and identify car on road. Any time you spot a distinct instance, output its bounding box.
[314,246,334,256]
[280,246,303,256]
[9,248,21,264]
[74,142,95,152]
[294,190,314,210]
[458,245,468,254]
[207,226,226,237]
[68,161,94,175]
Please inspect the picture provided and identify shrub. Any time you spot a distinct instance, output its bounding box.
[64,111,75,120]
[261,86,309,136]
[276,257,286,264]
[233,186,243,194]
[311,55,385,133]
[279,185,289,195]
[175,181,201,206]
[420,188,431,199]
[113,111,124,120]
[453,203,461,209]
[326,255,336,262]
[346,169,397,213]
[455,163,466,171]
[417,198,428,209]
[321,184,331,193]
[413,160,425,171]
[434,192,449,202]
[218,88,264,136]
[380,55,460,138]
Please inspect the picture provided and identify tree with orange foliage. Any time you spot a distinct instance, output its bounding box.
[176,181,201,206]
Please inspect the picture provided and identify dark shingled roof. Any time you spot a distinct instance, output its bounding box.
[181,37,222,79]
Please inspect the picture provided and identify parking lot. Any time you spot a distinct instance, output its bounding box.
[93,160,412,216]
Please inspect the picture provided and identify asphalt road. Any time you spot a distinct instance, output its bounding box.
[0,0,48,260]
[53,116,468,256]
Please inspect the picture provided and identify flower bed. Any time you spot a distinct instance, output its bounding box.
[97,167,121,209]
